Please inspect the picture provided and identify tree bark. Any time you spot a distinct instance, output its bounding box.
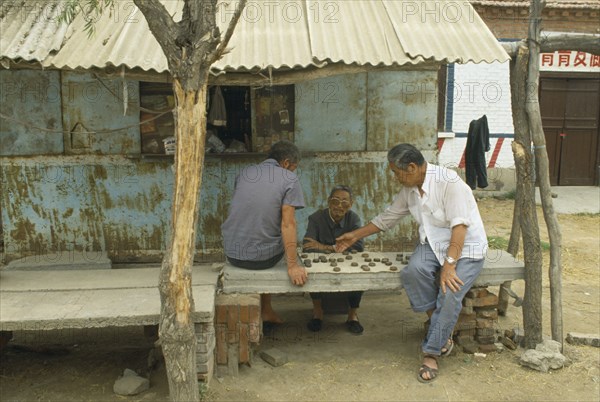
[158,78,208,402]
[501,32,600,57]
[527,0,563,350]
[509,45,544,348]
[132,1,247,400]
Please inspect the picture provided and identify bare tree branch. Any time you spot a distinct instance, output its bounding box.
[540,32,600,54]
[502,33,600,57]
[210,0,248,63]
[133,0,179,65]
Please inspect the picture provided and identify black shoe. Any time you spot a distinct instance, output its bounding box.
[307,318,323,332]
[346,320,364,335]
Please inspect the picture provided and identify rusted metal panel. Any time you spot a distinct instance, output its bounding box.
[1,152,420,263]
[1,156,170,262]
[0,70,63,156]
[61,72,140,155]
[367,70,438,152]
[295,74,367,152]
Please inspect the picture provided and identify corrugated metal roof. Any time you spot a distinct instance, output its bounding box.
[470,0,600,9]
[0,1,68,62]
[1,0,509,74]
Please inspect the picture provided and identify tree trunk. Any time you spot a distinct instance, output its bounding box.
[510,45,544,348]
[527,0,563,350]
[158,77,209,402]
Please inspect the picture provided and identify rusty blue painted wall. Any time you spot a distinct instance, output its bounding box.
[1,70,437,263]
[0,70,63,155]
[61,72,140,155]
[295,74,367,151]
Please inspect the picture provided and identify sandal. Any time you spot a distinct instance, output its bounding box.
[441,338,454,357]
[346,320,364,335]
[417,354,439,383]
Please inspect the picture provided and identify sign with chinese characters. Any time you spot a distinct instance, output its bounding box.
[540,51,600,72]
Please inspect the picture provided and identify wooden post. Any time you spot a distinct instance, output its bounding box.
[509,45,544,348]
[526,0,563,350]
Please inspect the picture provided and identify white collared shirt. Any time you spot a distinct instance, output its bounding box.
[371,163,488,264]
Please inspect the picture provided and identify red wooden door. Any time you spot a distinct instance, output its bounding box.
[540,76,600,186]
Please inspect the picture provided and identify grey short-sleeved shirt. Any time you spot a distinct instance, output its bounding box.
[222,159,305,261]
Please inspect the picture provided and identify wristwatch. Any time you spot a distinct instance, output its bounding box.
[444,256,457,266]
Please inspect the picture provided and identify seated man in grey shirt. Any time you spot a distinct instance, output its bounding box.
[303,185,365,334]
[222,140,308,324]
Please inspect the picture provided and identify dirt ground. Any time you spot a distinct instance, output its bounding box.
[1,198,599,401]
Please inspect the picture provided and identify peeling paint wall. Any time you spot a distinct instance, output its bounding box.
[1,70,438,263]
[0,70,63,155]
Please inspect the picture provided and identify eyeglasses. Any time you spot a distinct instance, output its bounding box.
[329,197,351,208]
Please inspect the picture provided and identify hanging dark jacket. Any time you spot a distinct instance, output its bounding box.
[465,115,490,189]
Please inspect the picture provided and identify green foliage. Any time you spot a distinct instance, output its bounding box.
[540,240,551,251]
[574,212,600,218]
[487,236,509,250]
[57,0,116,37]
[198,382,210,401]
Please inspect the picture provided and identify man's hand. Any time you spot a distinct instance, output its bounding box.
[335,232,358,253]
[440,263,464,294]
[288,264,308,286]
[303,238,334,253]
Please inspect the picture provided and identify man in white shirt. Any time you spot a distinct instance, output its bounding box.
[336,143,487,384]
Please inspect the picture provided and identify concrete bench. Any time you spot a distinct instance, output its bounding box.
[0,266,218,380]
[221,251,525,295]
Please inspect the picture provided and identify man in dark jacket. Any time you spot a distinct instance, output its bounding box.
[303,185,365,334]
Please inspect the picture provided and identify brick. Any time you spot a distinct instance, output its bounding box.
[456,328,477,336]
[240,305,250,323]
[476,335,496,345]
[249,305,261,325]
[455,320,477,331]
[216,304,227,324]
[456,334,475,345]
[477,328,496,337]
[476,308,498,320]
[466,287,489,299]
[500,336,517,350]
[462,341,479,354]
[227,326,239,344]
[216,326,228,365]
[248,323,260,344]
[227,305,239,332]
[476,318,495,329]
[239,324,250,364]
[260,348,288,367]
[196,352,214,382]
[456,313,476,324]
[471,293,499,308]
[461,306,474,315]
[196,351,211,364]
[478,343,498,354]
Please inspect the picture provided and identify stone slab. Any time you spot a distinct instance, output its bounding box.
[0,266,218,331]
[222,251,525,294]
[5,252,112,271]
[566,332,600,347]
[0,265,218,292]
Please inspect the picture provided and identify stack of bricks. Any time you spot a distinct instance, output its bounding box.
[215,294,261,376]
[455,287,500,354]
[195,322,216,383]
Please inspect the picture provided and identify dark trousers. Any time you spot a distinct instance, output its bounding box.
[310,291,363,309]
[227,252,284,270]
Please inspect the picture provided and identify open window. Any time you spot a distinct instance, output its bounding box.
[139,82,295,155]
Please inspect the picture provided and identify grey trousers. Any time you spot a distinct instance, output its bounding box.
[400,242,484,355]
